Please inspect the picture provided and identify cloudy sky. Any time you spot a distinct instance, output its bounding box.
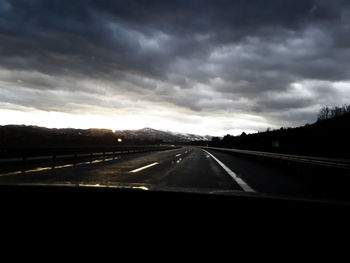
[1,0,350,136]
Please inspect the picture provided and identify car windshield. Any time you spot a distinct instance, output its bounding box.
[0,0,349,203]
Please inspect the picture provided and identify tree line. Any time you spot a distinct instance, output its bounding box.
[317,104,350,121]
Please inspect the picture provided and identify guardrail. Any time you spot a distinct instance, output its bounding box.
[0,145,176,171]
[200,146,350,170]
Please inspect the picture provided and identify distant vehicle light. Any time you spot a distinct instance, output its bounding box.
[117,138,123,142]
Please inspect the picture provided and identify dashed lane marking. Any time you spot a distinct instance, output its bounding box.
[129,162,159,173]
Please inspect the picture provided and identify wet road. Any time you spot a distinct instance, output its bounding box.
[0,147,241,191]
[0,146,347,200]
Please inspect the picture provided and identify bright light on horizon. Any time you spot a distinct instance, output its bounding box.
[0,108,148,130]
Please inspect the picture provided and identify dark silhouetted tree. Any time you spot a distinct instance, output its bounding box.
[318,104,350,121]
[317,106,330,121]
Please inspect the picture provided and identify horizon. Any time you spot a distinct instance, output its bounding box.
[0,122,223,137]
[0,116,318,137]
[1,1,350,136]
[0,108,261,136]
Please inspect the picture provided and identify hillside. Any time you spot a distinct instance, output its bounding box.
[206,112,350,158]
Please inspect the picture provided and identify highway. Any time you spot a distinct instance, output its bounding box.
[1,146,348,201]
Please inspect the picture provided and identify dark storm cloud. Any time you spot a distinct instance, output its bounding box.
[1,0,350,130]
[0,0,342,76]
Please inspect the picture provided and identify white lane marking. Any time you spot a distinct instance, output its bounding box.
[176,154,182,157]
[202,149,255,193]
[129,162,159,173]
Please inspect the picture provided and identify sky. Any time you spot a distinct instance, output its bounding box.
[1,0,350,136]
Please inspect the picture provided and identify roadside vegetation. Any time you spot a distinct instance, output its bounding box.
[193,104,350,158]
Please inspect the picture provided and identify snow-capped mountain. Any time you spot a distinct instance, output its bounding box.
[114,127,212,142]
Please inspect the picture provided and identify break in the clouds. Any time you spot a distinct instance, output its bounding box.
[1,0,350,135]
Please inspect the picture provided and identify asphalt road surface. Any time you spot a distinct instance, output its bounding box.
[0,147,347,201]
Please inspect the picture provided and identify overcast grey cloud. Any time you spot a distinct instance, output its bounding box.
[1,0,350,135]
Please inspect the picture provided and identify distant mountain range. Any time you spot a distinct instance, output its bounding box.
[0,125,212,146]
